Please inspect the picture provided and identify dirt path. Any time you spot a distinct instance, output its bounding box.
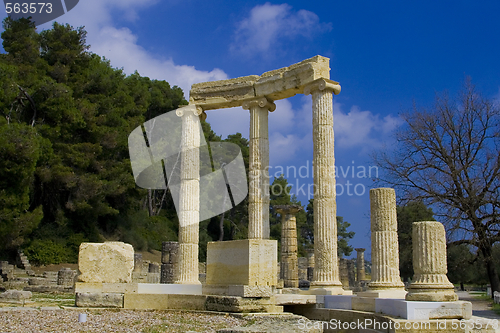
[457,291,500,319]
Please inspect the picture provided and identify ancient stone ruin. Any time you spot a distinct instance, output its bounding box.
[71,55,475,330]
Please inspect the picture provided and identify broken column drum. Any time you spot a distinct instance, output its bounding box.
[275,205,302,288]
[161,241,179,284]
[368,188,405,290]
[406,221,458,301]
[355,248,366,281]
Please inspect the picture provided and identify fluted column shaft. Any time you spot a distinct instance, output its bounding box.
[368,188,404,289]
[175,105,202,285]
[243,97,275,240]
[406,221,458,301]
[304,79,342,290]
[355,248,366,281]
[276,205,302,288]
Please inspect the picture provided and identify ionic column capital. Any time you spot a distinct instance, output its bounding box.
[275,204,303,216]
[242,97,276,112]
[176,105,204,118]
[304,78,341,96]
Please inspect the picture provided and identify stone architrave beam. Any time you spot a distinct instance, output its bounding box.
[189,56,339,111]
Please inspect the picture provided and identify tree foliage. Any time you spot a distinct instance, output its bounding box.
[305,199,354,258]
[0,18,186,261]
[396,201,435,282]
[373,79,500,292]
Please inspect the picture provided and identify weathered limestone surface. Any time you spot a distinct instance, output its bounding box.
[57,268,76,287]
[305,79,343,295]
[161,241,178,284]
[0,290,32,301]
[243,97,275,239]
[355,248,366,281]
[75,282,138,294]
[276,205,302,288]
[76,292,124,308]
[368,188,404,290]
[78,242,134,283]
[189,56,337,110]
[406,221,458,301]
[206,239,277,287]
[175,105,202,285]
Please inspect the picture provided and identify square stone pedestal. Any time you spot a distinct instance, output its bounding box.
[375,298,472,320]
[205,239,277,297]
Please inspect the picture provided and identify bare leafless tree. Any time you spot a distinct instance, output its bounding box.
[373,78,500,293]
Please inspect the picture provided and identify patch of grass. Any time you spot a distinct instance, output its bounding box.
[492,303,500,316]
[30,292,75,307]
[471,292,493,301]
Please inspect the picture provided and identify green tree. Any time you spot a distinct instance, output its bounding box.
[0,18,188,261]
[396,201,435,282]
[305,199,355,258]
[447,244,488,290]
[0,123,43,255]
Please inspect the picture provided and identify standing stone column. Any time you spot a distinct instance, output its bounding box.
[242,97,275,240]
[407,221,458,301]
[306,249,315,282]
[175,105,202,285]
[355,248,366,282]
[275,205,302,288]
[304,78,343,294]
[161,241,178,284]
[368,188,405,291]
[133,253,143,273]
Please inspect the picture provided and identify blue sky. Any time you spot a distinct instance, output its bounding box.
[2,0,500,260]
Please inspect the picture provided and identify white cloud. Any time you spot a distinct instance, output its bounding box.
[1,0,228,98]
[333,103,403,151]
[230,2,331,56]
[89,26,227,95]
[205,107,249,140]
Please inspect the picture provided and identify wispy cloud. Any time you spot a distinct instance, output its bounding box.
[230,2,331,57]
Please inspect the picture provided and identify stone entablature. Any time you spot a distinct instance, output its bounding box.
[189,56,339,111]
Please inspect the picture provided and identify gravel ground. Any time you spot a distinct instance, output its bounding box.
[0,309,250,333]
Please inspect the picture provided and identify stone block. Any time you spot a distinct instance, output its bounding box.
[189,75,259,110]
[123,293,169,310]
[0,290,32,301]
[78,242,134,283]
[205,295,282,313]
[324,295,354,310]
[357,289,407,299]
[146,273,160,284]
[166,294,207,310]
[275,294,316,306]
[375,298,472,320]
[28,277,50,286]
[137,283,202,295]
[75,292,124,308]
[351,296,376,312]
[75,282,138,294]
[203,285,273,297]
[206,239,277,287]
